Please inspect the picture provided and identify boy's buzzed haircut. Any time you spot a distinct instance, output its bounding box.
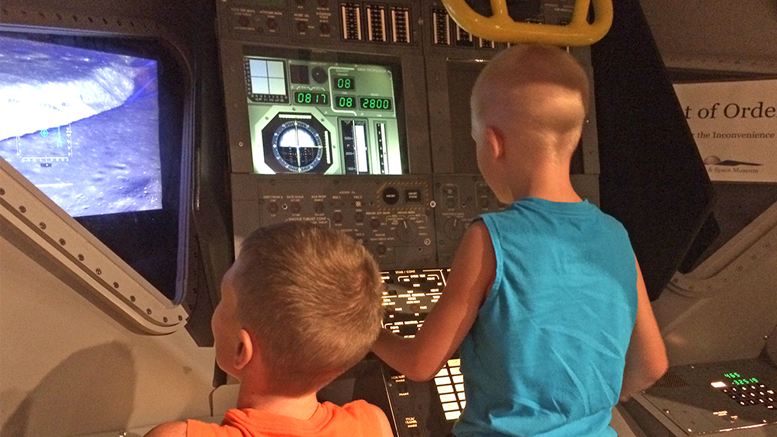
[233,222,383,396]
[471,44,590,159]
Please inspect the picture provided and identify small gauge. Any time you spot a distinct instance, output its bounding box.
[271,120,324,172]
[311,66,328,84]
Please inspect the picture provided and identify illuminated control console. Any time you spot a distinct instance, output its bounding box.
[434,358,466,421]
[379,268,460,437]
[629,359,777,435]
[382,269,445,336]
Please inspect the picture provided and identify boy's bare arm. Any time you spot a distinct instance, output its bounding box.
[372,221,496,381]
[143,421,186,437]
[620,256,669,401]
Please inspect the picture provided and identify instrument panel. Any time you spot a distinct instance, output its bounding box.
[230,174,507,269]
[243,56,404,175]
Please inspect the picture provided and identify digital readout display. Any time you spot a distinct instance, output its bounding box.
[294,91,329,105]
[333,76,355,90]
[359,97,392,110]
[724,373,760,386]
[334,95,357,109]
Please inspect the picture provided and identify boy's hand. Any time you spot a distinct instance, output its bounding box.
[372,221,495,381]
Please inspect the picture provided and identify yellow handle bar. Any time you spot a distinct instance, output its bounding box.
[441,0,613,46]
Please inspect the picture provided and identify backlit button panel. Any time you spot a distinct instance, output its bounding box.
[719,384,776,409]
[642,361,777,435]
[434,358,466,420]
[381,269,448,337]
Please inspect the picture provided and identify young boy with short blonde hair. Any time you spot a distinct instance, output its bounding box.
[373,44,668,437]
[147,222,392,437]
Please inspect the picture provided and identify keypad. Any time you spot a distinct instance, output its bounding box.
[381,270,446,337]
[434,359,466,420]
[381,269,469,422]
[721,384,776,409]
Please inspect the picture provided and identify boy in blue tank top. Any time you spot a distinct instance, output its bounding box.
[372,45,668,436]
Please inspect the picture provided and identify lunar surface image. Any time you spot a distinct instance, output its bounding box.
[0,34,162,217]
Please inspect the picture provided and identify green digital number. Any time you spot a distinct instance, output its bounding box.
[294,92,328,105]
[360,97,392,110]
[335,96,355,109]
[334,77,354,90]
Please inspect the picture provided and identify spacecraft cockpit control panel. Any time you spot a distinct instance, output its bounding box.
[218,0,598,269]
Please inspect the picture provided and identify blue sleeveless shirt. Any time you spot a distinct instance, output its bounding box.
[453,198,638,437]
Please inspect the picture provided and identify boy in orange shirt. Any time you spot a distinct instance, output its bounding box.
[146,222,393,437]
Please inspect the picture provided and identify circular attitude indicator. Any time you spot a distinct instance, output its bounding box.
[271,120,324,172]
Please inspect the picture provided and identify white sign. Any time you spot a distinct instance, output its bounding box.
[674,80,777,182]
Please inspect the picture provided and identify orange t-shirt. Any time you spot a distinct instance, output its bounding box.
[186,401,385,437]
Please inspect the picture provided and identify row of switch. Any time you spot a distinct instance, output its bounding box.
[435,359,466,420]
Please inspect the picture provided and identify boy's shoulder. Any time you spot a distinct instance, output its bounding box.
[144,421,187,437]
[143,401,392,437]
[324,400,394,437]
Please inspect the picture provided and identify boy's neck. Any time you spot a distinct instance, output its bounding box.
[503,161,582,204]
[236,384,320,420]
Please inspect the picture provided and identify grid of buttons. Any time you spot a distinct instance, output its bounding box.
[381,270,446,337]
[434,358,466,420]
[721,384,776,409]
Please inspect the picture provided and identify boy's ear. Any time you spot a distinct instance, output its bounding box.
[233,329,254,371]
[485,126,505,159]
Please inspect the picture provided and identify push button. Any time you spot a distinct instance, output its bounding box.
[382,187,400,205]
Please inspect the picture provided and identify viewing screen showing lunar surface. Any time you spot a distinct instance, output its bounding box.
[244,56,404,175]
[0,34,162,217]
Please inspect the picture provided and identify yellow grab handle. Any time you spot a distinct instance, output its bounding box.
[442,0,613,46]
